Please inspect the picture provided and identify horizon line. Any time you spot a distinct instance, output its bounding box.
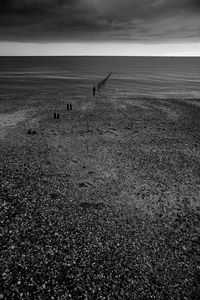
[1,55,200,57]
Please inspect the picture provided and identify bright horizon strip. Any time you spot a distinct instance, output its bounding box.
[1,42,200,56]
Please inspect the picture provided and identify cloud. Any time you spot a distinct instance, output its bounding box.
[0,0,200,42]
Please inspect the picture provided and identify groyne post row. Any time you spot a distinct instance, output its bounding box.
[53,103,72,119]
[96,72,112,92]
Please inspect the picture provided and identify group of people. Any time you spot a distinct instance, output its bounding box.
[54,112,60,119]
[53,103,72,120]
[67,103,72,111]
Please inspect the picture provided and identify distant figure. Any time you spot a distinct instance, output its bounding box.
[69,103,72,111]
[57,113,60,119]
[93,86,96,96]
[54,113,57,119]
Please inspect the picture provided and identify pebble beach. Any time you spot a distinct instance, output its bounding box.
[1,90,200,299]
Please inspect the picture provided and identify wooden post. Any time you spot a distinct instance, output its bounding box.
[95,72,112,93]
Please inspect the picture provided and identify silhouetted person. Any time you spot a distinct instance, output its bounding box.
[93,86,96,96]
[54,113,57,119]
[69,103,72,111]
[57,113,60,119]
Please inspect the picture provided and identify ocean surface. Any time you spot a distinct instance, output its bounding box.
[0,56,200,100]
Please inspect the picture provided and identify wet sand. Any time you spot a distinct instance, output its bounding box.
[0,95,200,299]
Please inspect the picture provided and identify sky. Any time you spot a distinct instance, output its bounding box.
[0,0,200,56]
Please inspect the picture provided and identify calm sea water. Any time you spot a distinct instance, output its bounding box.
[0,56,200,100]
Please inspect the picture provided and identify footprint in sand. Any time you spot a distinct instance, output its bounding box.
[80,202,105,210]
[50,193,60,200]
[88,171,95,174]
[78,181,94,188]
[125,126,132,131]
[97,129,120,139]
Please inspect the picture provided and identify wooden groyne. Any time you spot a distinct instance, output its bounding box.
[97,72,112,91]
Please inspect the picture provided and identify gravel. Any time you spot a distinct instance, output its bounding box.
[0,97,200,299]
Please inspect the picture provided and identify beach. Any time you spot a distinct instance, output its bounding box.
[0,57,200,299]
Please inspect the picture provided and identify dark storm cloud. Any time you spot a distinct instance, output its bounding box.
[0,0,200,42]
[0,0,77,15]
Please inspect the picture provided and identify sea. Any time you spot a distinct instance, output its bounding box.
[0,56,200,101]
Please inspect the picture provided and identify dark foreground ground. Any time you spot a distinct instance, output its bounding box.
[0,94,200,299]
